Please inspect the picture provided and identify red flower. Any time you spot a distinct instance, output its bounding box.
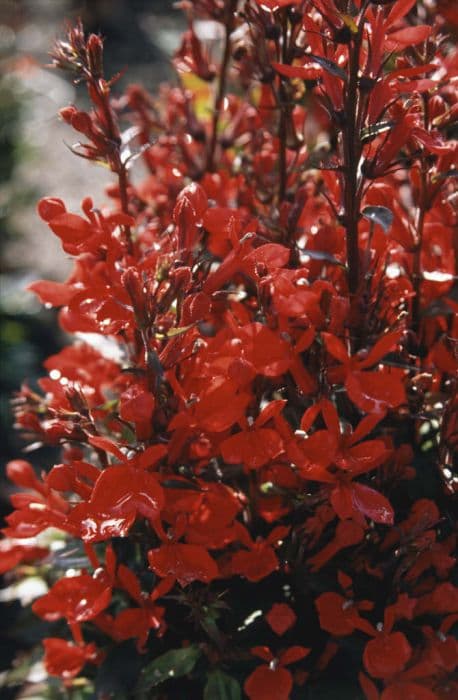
[0,541,48,574]
[381,683,438,700]
[221,427,284,470]
[363,632,412,679]
[322,330,407,416]
[148,543,218,587]
[316,592,375,637]
[330,482,394,526]
[230,525,289,582]
[265,604,297,636]
[32,573,111,623]
[245,665,293,700]
[296,399,394,525]
[88,466,163,529]
[308,519,365,571]
[43,638,100,680]
[4,4,457,696]
[244,645,309,700]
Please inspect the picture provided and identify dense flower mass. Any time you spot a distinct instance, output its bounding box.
[2,1,457,697]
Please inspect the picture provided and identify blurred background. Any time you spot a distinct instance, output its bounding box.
[0,1,185,693]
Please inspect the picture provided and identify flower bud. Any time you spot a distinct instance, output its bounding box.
[87,34,104,78]
[59,105,78,124]
[37,197,66,222]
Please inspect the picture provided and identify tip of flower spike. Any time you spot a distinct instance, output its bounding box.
[37,197,66,222]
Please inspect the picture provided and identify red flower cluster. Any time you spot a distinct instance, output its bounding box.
[2,1,457,698]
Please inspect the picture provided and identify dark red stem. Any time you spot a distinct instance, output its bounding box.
[206,0,237,172]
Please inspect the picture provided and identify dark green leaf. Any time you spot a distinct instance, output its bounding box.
[421,299,454,318]
[361,120,394,143]
[161,479,203,491]
[431,169,458,182]
[305,151,342,171]
[138,646,201,691]
[308,677,365,699]
[300,249,346,268]
[361,206,393,232]
[95,641,143,698]
[204,671,242,700]
[307,54,348,82]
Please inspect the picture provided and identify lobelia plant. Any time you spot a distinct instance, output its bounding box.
[1,1,457,698]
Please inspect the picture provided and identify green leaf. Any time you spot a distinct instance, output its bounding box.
[155,323,195,339]
[138,646,201,691]
[361,206,393,233]
[204,671,242,700]
[341,13,358,34]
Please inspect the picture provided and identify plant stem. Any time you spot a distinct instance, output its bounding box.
[412,167,427,333]
[412,94,430,334]
[343,31,363,299]
[206,0,237,172]
[278,10,289,203]
[91,76,133,249]
[117,162,133,251]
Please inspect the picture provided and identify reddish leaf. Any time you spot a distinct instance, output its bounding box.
[386,0,417,28]
[28,280,77,306]
[251,646,274,662]
[255,0,300,8]
[231,544,279,582]
[148,543,218,586]
[359,672,380,700]
[330,484,355,521]
[345,370,406,413]
[346,440,390,474]
[279,646,310,666]
[221,428,284,469]
[88,435,126,462]
[48,212,92,243]
[359,329,404,369]
[90,466,164,523]
[381,683,439,700]
[6,460,42,492]
[244,243,290,271]
[241,323,292,377]
[194,381,251,432]
[119,385,155,423]
[352,483,394,525]
[299,430,338,469]
[321,332,350,364]
[387,26,432,48]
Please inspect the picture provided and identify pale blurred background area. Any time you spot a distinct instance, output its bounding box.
[1,0,184,280]
[0,2,184,687]
[0,0,185,453]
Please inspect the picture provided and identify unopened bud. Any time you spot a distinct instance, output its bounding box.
[87,34,104,77]
[59,105,78,124]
